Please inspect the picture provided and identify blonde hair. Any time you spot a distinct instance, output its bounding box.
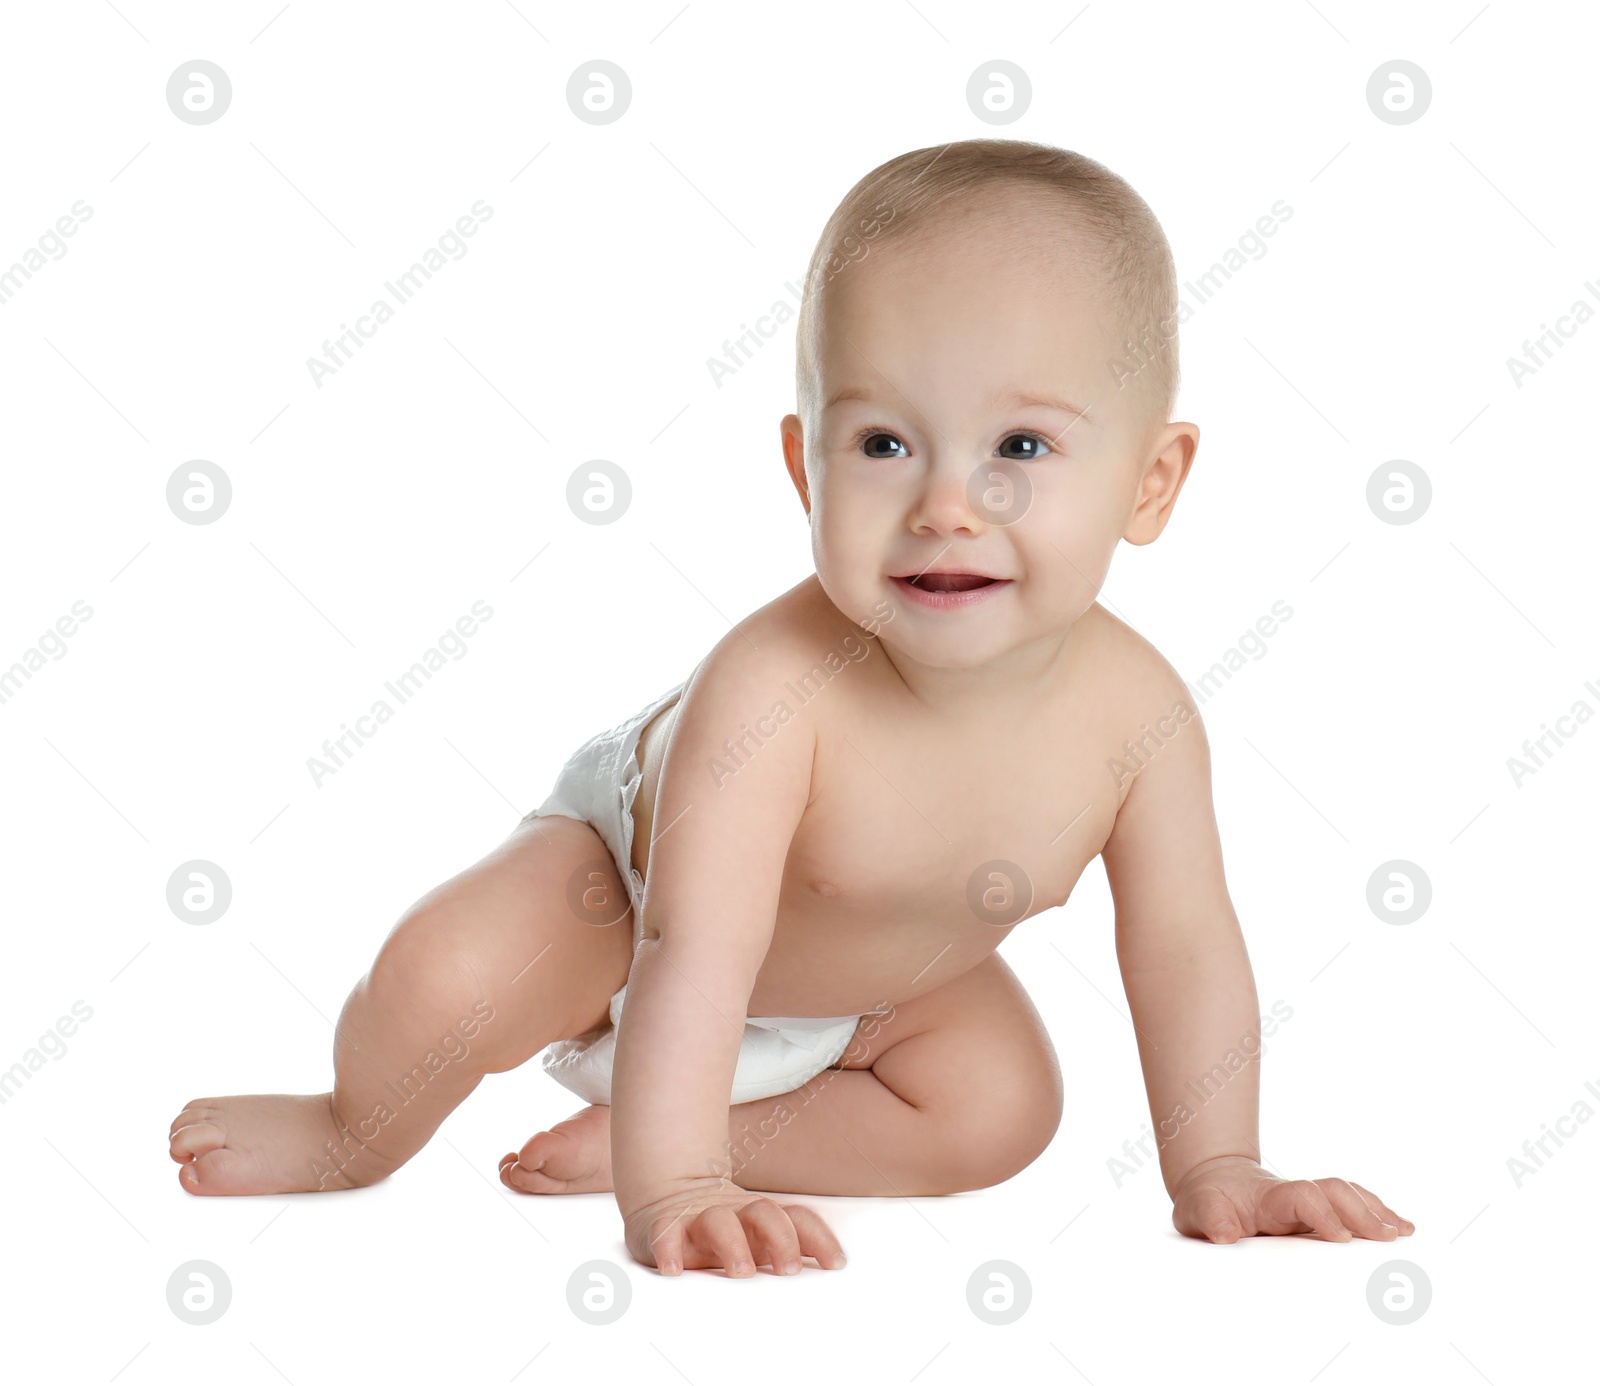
[795,138,1180,438]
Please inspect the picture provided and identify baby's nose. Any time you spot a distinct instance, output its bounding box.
[909,460,986,535]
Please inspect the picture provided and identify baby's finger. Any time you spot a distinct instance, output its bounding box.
[690,1204,757,1277]
[780,1202,848,1270]
[647,1214,689,1276]
[738,1198,803,1274]
[1319,1178,1398,1240]
[1181,1186,1243,1243]
[1349,1181,1414,1234]
[1268,1179,1350,1242]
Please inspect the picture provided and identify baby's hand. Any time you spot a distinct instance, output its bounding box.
[1172,1156,1415,1244]
[624,1176,848,1277]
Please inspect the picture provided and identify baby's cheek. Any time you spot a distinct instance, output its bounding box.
[813,513,873,579]
[822,566,877,623]
[1025,530,1106,606]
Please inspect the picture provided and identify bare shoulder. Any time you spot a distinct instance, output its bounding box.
[1065,603,1215,838]
[1091,603,1234,927]
[684,575,862,708]
[636,578,851,827]
[656,575,868,782]
[1073,601,1197,722]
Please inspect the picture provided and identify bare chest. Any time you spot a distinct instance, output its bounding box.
[783,717,1117,930]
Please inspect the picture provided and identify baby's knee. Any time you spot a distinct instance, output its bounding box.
[937,1056,1063,1191]
[368,898,504,1017]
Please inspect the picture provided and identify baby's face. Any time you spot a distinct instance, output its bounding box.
[784,203,1193,673]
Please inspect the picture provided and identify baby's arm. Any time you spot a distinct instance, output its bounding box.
[610,636,847,1277]
[1101,662,1413,1243]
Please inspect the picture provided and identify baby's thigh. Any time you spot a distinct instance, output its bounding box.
[372,813,635,1070]
[834,951,1063,1139]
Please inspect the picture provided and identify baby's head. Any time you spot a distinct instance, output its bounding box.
[783,139,1199,672]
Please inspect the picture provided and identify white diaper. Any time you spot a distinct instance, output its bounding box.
[527,680,865,1106]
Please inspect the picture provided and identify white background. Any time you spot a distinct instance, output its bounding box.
[2,1,1595,1381]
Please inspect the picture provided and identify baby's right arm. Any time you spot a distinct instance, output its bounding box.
[610,634,848,1277]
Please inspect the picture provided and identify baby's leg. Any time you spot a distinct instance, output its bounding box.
[168,814,634,1195]
[501,950,1063,1197]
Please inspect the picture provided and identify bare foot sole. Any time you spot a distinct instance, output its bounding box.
[169,1093,395,1195]
[500,1103,613,1194]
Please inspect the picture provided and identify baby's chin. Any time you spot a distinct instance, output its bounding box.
[880,600,1097,674]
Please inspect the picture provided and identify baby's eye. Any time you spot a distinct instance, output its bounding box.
[998,432,1052,461]
[858,431,909,459]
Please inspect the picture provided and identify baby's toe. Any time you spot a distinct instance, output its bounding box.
[499,1136,568,1192]
[500,1154,559,1193]
[523,1126,596,1180]
[170,1102,216,1137]
[514,1128,557,1171]
[170,1120,225,1163]
[179,1146,249,1195]
[499,1120,610,1194]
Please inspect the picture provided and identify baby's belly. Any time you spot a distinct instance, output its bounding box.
[744,890,1012,1018]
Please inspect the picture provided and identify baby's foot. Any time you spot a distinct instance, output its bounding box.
[499,1103,613,1194]
[168,1093,393,1195]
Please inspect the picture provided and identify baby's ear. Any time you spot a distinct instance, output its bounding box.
[780,413,812,516]
[1124,422,1199,545]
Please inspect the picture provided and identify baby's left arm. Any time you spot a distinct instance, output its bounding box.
[1100,667,1413,1244]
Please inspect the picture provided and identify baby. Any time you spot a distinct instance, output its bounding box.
[169,138,1413,1276]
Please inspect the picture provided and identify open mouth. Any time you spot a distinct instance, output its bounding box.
[905,573,999,593]
[890,571,1012,607]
